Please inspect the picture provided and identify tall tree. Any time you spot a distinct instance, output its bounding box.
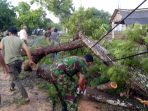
[64,7,110,39]
[15,2,53,32]
[0,0,16,31]
[30,0,74,23]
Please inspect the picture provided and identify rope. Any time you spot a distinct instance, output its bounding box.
[107,50,148,62]
[91,0,147,48]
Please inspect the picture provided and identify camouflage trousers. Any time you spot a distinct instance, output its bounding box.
[55,75,78,111]
[36,65,78,111]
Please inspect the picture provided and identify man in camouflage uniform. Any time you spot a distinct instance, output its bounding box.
[37,54,93,111]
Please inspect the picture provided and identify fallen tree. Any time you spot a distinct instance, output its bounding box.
[23,33,148,101]
[29,40,83,63]
[35,65,147,110]
[79,33,113,66]
[28,36,113,66]
[79,34,148,98]
[85,87,147,110]
[129,68,148,97]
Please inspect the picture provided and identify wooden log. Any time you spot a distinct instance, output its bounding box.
[129,68,148,98]
[79,34,113,66]
[85,87,147,110]
[23,35,114,66]
[96,82,117,90]
[28,40,83,63]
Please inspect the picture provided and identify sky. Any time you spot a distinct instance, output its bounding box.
[8,0,148,23]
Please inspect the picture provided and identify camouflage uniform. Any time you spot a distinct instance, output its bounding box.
[37,56,88,110]
[50,56,87,77]
[50,56,88,110]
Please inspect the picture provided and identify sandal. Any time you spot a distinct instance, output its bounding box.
[23,98,30,103]
[10,87,16,91]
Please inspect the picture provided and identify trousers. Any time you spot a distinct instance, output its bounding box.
[8,60,28,98]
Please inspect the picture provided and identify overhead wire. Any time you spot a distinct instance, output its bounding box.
[107,50,148,62]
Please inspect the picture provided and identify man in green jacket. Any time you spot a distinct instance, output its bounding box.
[0,26,34,102]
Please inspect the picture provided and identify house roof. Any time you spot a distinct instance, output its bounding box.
[110,8,148,24]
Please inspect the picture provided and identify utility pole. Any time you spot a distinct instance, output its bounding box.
[80,0,82,7]
[118,0,120,9]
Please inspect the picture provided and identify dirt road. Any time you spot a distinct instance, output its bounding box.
[0,70,52,111]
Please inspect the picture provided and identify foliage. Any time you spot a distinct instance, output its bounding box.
[0,0,16,31]
[101,24,148,91]
[30,0,74,23]
[107,65,129,85]
[140,58,148,74]
[123,24,148,45]
[64,7,110,39]
[15,2,53,32]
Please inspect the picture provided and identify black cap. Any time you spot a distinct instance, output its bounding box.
[84,54,93,62]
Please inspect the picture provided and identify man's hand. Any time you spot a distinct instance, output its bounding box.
[29,60,34,66]
[77,73,86,94]
[29,60,37,70]
[2,66,10,80]
[3,65,9,75]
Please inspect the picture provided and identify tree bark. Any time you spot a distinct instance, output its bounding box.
[85,87,147,110]
[128,68,148,97]
[29,40,83,63]
[25,35,114,66]
[79,34,114,66]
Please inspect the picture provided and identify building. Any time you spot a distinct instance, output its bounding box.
[110,8,148,38]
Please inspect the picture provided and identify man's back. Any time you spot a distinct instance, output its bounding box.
[1,36,23,64]
[50,56,87,76]
[50,31,60,43]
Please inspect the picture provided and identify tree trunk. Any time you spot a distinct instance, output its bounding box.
[85,87,147,110]
[128,68,148,98]
[79,34,114,66]
[96,82,117,90]
[29,40,83,63]
[35,65,147,110]
[25,35,114,66]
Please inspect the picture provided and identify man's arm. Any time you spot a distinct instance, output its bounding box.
[76,72,86,91]
[22,43,34,65]
[0,42,9,74]
[21,30,29,43]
